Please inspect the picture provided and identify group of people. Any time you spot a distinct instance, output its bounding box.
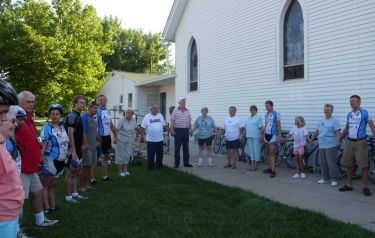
[166,96,374,198]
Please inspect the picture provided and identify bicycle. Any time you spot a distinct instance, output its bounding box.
[335,139,363,180]
[213,127,223,154]
[163,123,170,153]
[368,137,375,184]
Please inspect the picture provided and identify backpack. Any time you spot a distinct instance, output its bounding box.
[8,137,19,160]
[62,111,80,133]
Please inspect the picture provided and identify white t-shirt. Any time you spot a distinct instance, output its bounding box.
[289,126,308,148]
[141,113,166,142]
[222,115,244,141]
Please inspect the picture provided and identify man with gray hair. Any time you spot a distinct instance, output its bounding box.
[15,91,59,227]
[140,104,171,170]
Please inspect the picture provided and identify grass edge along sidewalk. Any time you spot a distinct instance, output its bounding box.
[20,159,374,238]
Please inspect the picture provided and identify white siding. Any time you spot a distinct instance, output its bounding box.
[136,86,159,122]
[173,0,375,134]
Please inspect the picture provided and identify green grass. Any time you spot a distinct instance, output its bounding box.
[33,120,44,132]
[20,160,374,238]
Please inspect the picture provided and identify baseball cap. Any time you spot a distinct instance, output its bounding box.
[178,97,186,102]
[88,101,98,108]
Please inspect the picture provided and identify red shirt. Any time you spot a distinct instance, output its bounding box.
[15,114,41,174]
[0,143,24,222]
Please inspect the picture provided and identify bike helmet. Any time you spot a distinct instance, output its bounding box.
[48,104,64,114]
[14,106,26,118]
[0,79,19,105]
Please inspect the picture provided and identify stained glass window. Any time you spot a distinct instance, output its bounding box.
[190,39,198,91]
[284,0,304,80]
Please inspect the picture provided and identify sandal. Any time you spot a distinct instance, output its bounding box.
[363,187,371,196]
[246,166,253,171]
[250,167,257,171]
[339,185,353,192]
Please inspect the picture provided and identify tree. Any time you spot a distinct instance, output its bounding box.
[0,0,112,112]
[102,17,173,74]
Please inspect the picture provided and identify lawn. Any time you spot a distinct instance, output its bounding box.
[20,159,374,238]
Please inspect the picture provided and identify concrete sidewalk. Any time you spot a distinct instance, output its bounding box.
[158,138,375,231]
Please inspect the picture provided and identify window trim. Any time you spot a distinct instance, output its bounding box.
[276,0,308,83]
[186,36,199,92]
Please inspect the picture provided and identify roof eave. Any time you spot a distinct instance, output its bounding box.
[162,0,188,42]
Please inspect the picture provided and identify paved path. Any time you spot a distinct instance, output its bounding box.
[157,138,375,231]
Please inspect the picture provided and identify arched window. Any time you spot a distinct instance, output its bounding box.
[283,0,304,80]
[189,39,198,91]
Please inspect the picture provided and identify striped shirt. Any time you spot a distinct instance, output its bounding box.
[171,107,192,128]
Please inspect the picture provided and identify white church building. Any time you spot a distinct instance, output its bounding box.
[162,0,375,133]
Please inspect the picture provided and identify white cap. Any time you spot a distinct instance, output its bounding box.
[178,97,186,102]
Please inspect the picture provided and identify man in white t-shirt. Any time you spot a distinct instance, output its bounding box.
[140,104,171,170]
[217,106,244,169]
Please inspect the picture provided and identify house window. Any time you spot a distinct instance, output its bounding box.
[189,39,198,91]
[128,93,132,108]
[283,0,304,80]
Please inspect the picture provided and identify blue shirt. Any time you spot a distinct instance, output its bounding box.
[347,108,372,139]
[194,115,216,139]
[264,110,280,135]
[40,124,69,161]
[317,117,341,148]
[244,115,263,138]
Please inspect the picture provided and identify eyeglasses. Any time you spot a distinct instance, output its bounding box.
[250,109,256,111]
[22,100,36,104]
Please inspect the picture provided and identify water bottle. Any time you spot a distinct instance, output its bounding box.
[313,165,317,174]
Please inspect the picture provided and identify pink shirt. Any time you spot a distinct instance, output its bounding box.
[171,107,192,129]
[0,143,24,222]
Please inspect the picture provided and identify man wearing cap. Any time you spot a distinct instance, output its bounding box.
[170,97,193,168]
[80,101,99,191]
[16,91,59,227]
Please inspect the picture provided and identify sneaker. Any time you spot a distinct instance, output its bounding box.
[263,168,272,173]
[102,177,113,181]
[208,161,213,167]
[292,174,301,179]
[124,172,130,176]
[44,208,55,215]
[331,181,338,187]
[91,179,97,185]
[198,158,202,167]
[118,173,125,177]
[231,164,236,169]
[66,198,79,203]
[318,179,330,184]
[17,231,31,238]
[224,164,231,168]
[301,173,306,179]
[270,171,276,178]
[35,218,59,227]
[73,194,88,200]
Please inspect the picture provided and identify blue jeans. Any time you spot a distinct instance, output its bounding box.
[174,128,190,165]
[147,141,163,169]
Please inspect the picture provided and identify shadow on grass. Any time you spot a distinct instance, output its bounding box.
[21,158,374,238]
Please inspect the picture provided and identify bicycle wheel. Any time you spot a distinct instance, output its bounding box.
[163,134,170,153]
[219,136,226,155]
[237,137,245,161]
[315,149,320,166]
[265,143,281,166]
[274,143,284,166]
[260,143,267,164]
[368,151,375,184]
[285,143,297,168]
[213,137,221,154]
[337,150,346,179]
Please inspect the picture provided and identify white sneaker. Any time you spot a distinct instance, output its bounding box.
[292,174,301,179]
[73,194,88,199]
[208,161,213,167]
[119,173,125,177]
[318,179,330,184]
[331,181,338,187]
[66,198,79,203]
[198,158,202,167]
[35,218,59,227]
[300,173,306,179]
[124,172,130,176]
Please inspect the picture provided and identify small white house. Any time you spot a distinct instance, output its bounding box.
[97,70,176,124]
[162,0,375,133]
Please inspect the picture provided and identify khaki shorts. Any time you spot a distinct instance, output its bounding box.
[82,149,97,166]
[20,173,43,199]
[342,140,369,168]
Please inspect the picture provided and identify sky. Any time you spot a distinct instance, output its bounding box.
[81,0,175,34]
